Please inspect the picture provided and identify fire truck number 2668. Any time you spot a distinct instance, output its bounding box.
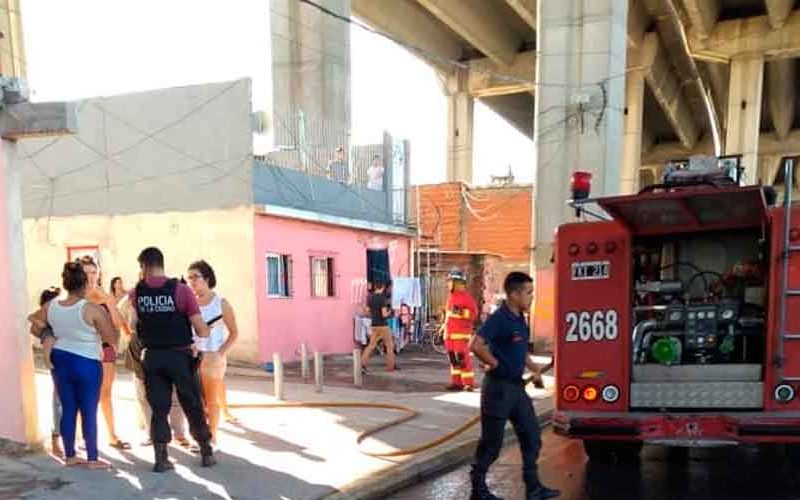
[564,310,619,342]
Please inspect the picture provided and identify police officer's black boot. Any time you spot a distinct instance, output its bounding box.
[152,443,174,473]
[199,441,216,467]
[470,472,504,500]
[526,483,560,500]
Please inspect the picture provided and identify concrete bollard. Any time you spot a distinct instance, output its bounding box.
[353,349,363,387]
[273,352,284,401]
[314,352,324,393]
[301,342,310,380]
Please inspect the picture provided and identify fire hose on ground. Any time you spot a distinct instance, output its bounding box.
[225,365,552,458]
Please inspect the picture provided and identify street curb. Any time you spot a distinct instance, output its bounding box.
[321,407,554,500]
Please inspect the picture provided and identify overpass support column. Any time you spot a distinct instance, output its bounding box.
[445,69,474,184]
[621,49,645,195]
[725,56,764,184]
[532,0,628,346]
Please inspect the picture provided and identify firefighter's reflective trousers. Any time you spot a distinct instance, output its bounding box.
[445,331,474,387]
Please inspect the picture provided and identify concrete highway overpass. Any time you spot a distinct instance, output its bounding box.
[353,0,800,341]
[353,0,800,189]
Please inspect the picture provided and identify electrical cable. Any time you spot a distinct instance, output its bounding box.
[295,0,643,91]
[686,270,724,296]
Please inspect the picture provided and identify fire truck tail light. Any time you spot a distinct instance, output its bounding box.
[568,243,580,256]
[563,385,580,402]
[601,385,620,403]
[582,386,599,402]
[604,241,617,254]
[586,242,598,254]
[775,384,795,403]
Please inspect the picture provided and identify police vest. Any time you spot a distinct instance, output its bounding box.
[135,279,193,349]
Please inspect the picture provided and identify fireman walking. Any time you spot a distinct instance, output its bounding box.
[469,272,559,500]
[444,269,478,391]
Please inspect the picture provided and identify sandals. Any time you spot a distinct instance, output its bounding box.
[84,460,111,470]
[109,440,131,450]
[175,437,192,449]
[65,456,88,467]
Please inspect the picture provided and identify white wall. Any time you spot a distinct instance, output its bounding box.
[19,78,253,217]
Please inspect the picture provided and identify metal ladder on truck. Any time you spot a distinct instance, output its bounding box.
[778,157,800,381]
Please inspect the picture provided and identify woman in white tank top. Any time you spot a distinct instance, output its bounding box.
[28,262,118,469]
[187,260,239,444]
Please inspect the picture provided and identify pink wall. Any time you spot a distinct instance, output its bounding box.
[253,215,412,361]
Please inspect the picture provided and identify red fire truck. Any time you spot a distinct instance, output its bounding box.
[552,155,800,461]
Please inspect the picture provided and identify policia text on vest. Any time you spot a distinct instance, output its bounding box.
[131,247,216,472]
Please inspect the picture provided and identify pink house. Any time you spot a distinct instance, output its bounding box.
[252,155,415,362]
[254,213,412,361]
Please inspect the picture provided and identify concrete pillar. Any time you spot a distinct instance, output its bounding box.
[0,140,38,444]
[446,92,474,184]
[760,154,783,186]
[621,50,645,195]
[532,0,628,345]
[270,0,351,166]
[725,56,764,185]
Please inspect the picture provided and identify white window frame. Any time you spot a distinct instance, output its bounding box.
[266,253,291,298]
[310,255,336,298]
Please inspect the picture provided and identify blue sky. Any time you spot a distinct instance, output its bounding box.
[20,0,533,185]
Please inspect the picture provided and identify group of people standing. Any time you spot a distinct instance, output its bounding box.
[28,247,238,473]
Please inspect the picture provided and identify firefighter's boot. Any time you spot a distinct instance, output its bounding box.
[152,443,174,473]
[526,484,561,500]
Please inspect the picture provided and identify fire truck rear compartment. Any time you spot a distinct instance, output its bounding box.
[630,228,767,410]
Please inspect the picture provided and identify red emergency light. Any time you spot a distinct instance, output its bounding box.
[571,171,592,200]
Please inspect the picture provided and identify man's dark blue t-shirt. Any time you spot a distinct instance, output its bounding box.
[478,303,529,380]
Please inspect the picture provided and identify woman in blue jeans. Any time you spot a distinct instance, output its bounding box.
[30,263,118,469]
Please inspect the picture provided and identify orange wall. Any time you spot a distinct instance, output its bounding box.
[414,183,533,267]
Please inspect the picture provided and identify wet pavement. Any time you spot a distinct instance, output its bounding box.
[390,429,800,500]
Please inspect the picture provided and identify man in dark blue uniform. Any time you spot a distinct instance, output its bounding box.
[469,272,559,500]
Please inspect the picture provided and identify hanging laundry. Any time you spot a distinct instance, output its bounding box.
[391,277,422,309]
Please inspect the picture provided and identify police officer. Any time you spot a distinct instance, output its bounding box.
[469,272,559,500]
[130,247,216,472]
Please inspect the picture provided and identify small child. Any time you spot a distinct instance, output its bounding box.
[29,287,63,457]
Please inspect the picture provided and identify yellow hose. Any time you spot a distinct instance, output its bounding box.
[226,374,538,458]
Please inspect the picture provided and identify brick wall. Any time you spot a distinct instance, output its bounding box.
[412,183,533,275]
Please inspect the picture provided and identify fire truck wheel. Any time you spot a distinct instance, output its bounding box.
[583,440,642,463]
[786,443,800,464]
